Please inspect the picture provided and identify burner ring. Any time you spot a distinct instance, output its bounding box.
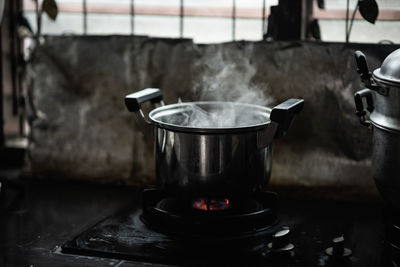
[141,189,278,238]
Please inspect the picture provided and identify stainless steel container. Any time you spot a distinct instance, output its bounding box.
[354,49,400,209]
[125,88,304,196]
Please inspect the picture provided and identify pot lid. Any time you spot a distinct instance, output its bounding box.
[149,101,271,133]
[373,48,400,85]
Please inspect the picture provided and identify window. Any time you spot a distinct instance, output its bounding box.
[23,0,279,43]
[313,0,400,43]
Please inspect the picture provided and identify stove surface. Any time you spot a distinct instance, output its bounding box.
[1,179,392,267]
[59,188,390,267]
[62,190,279,265]
[62,209,274,265]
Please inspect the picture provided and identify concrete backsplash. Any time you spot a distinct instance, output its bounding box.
[25,36,397,192]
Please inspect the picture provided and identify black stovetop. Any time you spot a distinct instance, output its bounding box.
[60,187,394,267]
[61,190,280,266]
[0,178,394,267]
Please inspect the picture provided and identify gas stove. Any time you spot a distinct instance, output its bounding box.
[58,188,384,267]
[2,179,397,267]
[61,189,281,265]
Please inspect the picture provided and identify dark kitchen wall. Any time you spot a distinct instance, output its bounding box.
[25,36,398,193]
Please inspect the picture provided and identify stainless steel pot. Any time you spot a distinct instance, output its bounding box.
[125,88,304,196]
[354,49,400,209]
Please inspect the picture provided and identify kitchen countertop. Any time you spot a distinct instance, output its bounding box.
[0,174,389,267]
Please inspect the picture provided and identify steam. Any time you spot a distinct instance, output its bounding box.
[170,103,267,128]
[193,63,270,106]
[182,44,273,128]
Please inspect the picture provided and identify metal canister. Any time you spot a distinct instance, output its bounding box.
[354,49,400,209]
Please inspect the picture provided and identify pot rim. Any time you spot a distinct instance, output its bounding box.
[149,101,272,134]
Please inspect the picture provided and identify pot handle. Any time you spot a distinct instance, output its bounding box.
[355,51,372,82]
[271,99,304,138]
[355,51,384,94]
[354,88,374,127]
[125,88,163,112]
[125,88,164,136]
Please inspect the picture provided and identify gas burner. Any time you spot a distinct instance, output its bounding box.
[192,197,231,211]
[141,189,278,238]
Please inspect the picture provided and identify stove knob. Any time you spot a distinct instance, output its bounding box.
[268,227,294,252]
[325,235,352,258]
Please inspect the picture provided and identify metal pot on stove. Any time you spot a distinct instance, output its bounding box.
[125,88,304,196]
[354,49,400,209]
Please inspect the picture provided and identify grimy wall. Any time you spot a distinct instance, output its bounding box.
[25,36,397,194]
